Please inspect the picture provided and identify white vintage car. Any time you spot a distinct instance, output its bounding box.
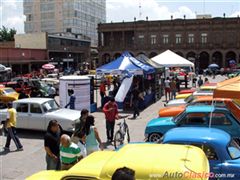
[0,98,80,132]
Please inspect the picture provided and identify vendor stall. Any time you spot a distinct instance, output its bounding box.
[136,54,164,101]
[97,51,155,110]
[151,50,195,84]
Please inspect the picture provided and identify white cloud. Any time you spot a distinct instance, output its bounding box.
[1,0,24,33]
[106,0,196,22]
[230,11,240,17]
[5,15,25,28]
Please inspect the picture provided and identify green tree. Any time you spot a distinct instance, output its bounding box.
[0,26,17,41]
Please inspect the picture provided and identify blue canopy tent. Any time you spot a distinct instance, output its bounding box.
[96,51,155,75]
[97,52,156,110]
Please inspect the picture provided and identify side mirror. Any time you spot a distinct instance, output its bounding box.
[164,103,166,107]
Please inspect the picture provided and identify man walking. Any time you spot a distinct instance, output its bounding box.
[103,97,118,142]
[130,85,144,119]
[4,102,23,151]
[60,134,82,170]
[65,89,76,109]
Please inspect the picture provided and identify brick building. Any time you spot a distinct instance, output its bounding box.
[98,17,240,69]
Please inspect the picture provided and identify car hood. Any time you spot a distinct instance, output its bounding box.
[147,117,176,127]
[46,108,80,121]
[167,99,186,107]
[159,105,186,117]
[4,93,19,100]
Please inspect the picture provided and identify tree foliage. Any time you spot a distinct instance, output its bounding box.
[0,26,17,41]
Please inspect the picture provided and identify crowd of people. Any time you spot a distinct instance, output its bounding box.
[44,109,104,171]
[163,75,210,102]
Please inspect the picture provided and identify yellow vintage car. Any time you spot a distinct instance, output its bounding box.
[176,93,192,99]
[27,144,209,180]
[0,87,19,103]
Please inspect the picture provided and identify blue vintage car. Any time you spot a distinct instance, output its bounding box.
[162,127,240,179]
[145,105,240,142]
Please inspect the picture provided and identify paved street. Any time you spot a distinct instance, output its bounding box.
[0,75,227,180]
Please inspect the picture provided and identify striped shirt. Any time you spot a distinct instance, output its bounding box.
[60,142,81,164]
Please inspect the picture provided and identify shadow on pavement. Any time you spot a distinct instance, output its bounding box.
[14,129,45,140]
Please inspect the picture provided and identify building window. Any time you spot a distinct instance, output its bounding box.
[176,34,182,44]
[27,14,32,21]
[163,34,169,44]
[151,35,156,45]
[188,34,194,43]
[138,35,144,44]
[201,33,207,44]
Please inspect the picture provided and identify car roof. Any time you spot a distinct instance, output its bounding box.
[14,98,53,104]
[186,105,215,113]
[193,97,231,102]
[163,127,230,147]
[186,105,228,113]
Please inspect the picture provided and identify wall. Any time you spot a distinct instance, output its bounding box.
[14,32,47,49]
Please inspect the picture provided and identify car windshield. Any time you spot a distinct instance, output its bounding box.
[3,88,16,94]
[42,100,60,112]
[172,110,186,123]
[184,95,194,103]
[228,139,240,159]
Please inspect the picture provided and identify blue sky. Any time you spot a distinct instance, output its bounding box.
[1,0,240,33]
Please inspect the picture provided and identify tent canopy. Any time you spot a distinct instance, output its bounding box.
[213,76,240,99]
[97,51,155,75]
[151,50,194,68]
[136,54,164,69]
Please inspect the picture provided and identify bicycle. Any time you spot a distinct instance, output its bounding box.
[114,116,130,149]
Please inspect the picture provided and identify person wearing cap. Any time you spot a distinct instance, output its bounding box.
[103,97,119,142]
[4,102,23,151]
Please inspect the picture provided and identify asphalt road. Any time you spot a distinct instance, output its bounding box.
[0,75,227,180]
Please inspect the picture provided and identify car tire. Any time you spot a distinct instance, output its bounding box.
[148,133,162,143]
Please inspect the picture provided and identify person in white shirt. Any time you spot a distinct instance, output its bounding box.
[164,77,171,102]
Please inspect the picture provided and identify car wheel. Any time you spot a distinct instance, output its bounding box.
[148,133,162,143]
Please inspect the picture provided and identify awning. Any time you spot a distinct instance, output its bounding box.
[213,76,240,99]
[151,50,194,67]
[97,51,155,75]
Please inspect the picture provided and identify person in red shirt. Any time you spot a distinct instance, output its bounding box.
[103,97,118,142]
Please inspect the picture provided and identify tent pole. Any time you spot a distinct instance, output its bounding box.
[209,99,214,128]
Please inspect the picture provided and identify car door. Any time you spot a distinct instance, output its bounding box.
[15,103,29,129]
[177,112,207,127]
[28,103,46,130]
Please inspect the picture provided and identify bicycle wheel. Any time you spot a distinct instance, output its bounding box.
[114,130,123,149]
[126,127,130,143]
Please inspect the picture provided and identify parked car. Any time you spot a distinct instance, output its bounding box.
[166,94,212,107]
[26,143,209,180]
[0,87,19,103]
[162,127,240,179]
[178,88,196,94]
[145,105,240,142]
[29,79,50,97]
[175,83,216,99]
[0,98,80,132]
[41,78,59,95]
[159,97,240,119]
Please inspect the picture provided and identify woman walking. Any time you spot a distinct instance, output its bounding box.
[85,115,103,155]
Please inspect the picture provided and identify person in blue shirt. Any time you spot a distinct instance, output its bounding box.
[65,89,76,109]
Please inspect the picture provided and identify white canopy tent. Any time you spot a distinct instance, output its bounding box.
[151,50,194,68]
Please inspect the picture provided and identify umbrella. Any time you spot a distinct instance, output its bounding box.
[42,64,55,70]
[208,63,219,68]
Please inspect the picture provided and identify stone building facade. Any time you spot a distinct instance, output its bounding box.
[98,17,240,69]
